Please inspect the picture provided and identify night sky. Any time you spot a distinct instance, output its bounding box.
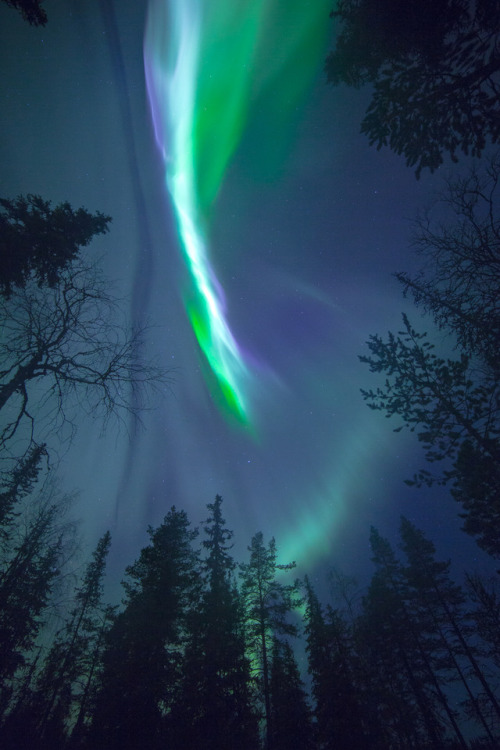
[0,0,492,595]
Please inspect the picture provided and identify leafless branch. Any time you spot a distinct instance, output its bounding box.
[0,259,172,460]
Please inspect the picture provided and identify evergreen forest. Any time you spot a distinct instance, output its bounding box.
[1,0,500,748]
[2,488,500,749]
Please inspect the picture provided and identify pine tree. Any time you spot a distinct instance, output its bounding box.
[0,194,110,297]
[172,496,258,750]
[89,507,199,750]
[304,576,381,750]
[0,480,75,714]
[304,577,337,750]
[240,532,301,750]
[0,443,47,530]
[466,572,500,671]
[326,0,500,176]
[400,517,499,744]
[358,572,422,748]
[362,527,447,749]
[29,532,112,743]
[359,158,500,557]
[269,637,314,750]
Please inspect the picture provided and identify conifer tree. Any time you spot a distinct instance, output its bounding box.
[304,577,336,749]
[89,507,199,750]
[172,496,258,750]
[400,517,499,743]
[466,572,500,671]
[326,0,500,176]
[240,532,301,750]
[269,637,314,750]
[30,532,112,743]
[358,572,421,748]
[0,194,110,297]
[359,159,500,557]
[304,576,381,750]
[67,602,115,749]
[0,443,47,529]
[0,480,75,713]
[362,528,446,749]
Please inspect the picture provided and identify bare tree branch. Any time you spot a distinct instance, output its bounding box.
[0,259,172,459]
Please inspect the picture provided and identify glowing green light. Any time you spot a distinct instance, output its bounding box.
[144,0,332,425]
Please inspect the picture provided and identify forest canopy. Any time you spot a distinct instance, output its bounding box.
[326,0,500,175]
[1,492,500,749]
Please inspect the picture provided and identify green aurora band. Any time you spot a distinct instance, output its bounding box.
[144,0,332,426]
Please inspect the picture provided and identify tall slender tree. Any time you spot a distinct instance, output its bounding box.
[172,496,258,750]
[240,532,301,750]
[363,528,447,749]
[466,572,500,670]
[29,532,112,743]
[89,507,199,750]
[304,575,382,750]
[400,517,499,743]
[269,637,314,750]
[359,158,500,557]
[0,479,75,715]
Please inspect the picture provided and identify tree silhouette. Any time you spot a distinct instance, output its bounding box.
[364,528,447,748]
[269,637,314,750]
[467,572,500,671]
[0,195,110,298]
[31,532,112,743]
[0,478,76,714]
[0,258,168,457]
[360,160,500,556]
[400,517,498,743]
[89,508,199,750]
[304,576,379,750]
[240,532,301,750]
[1,494,499,748]
[0,533,113,750]
[397,155,500,372]
[0,443,47,528]
[173,496,258,750]
[326,0,500,176]
[0,0,47,26]
[360,314,498,481]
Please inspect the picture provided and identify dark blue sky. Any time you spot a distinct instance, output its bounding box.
[0,0,492,595]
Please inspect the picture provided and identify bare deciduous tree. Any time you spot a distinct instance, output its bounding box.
[360,156,500,556]
[397,152,500,371]
[0,259,169,457]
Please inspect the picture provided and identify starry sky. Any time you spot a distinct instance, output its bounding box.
[0,0,491,592]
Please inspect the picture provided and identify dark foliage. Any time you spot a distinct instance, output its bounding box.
[326,0,500,175]
[397,155,500,373]
[0,444,47,529]
[304,576,379,750]
[89,508,199,750]
[240,532,301,749]
[1,0,47,26]
[0,257,169,458]
[1,497,500,748]
[0,195,110,297]
[269,638,314,750]
[0,478,76,718]
[360,160,500,556]
[171,496,258,750]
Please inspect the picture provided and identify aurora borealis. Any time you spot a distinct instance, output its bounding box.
[0,0,487,590]
[144,0,331,426]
